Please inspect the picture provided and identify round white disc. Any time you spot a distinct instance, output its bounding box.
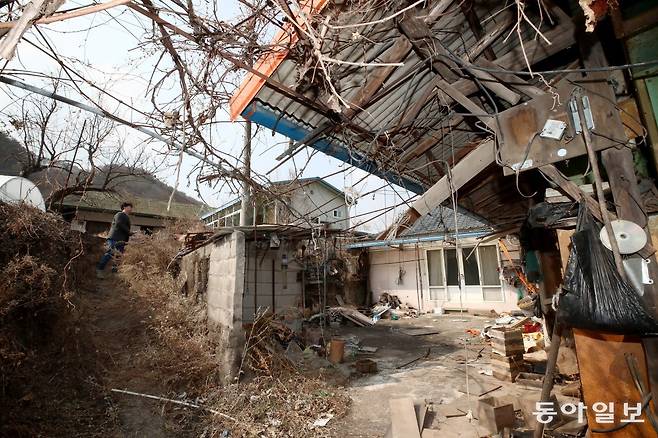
[599,220,647,255]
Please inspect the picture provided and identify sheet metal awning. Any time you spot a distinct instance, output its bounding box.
[229,0,579,229]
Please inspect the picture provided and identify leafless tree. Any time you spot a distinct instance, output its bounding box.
[6,86,152,209]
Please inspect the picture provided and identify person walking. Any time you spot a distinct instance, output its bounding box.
[96,202,133,278]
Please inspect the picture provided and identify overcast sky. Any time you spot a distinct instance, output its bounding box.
[0,0,417,232]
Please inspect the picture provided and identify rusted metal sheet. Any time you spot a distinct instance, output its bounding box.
[497,77,625,175]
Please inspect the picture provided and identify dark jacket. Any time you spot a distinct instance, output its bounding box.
[108,211,131,242]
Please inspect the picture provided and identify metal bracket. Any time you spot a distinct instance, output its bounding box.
[568,95,595,135]
[623,258,653,296]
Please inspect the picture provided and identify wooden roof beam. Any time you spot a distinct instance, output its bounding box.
[398,11,460,82]
[410,138,495,217]
[460,0,496,61]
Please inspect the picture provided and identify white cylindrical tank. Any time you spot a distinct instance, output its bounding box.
[0,175,46,211]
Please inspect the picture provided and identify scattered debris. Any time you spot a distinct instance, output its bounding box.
[465,328,481,336]
[560,381,582,398]
[515,372,544,389]
[389,397,421,438]
[399,327,439,336]
[490,327,524,357]
[311,413,334,428]
[243,311,297,375]
[396,347,431,369]
[329,306,374,327]
[478,396,515,435]
[111,389,237,421]
[355,358,378,374]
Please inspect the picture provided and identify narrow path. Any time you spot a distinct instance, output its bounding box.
[77,274,204,437]
[87,275,167,436]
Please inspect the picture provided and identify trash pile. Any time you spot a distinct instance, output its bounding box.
[242,311,299,375]
[370,292,419,320]
[481,313,545,355]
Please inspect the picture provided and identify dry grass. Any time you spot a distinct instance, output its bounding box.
[203,375,351,437]
[0,202,107,437]
[118,228,221,391]
[118,225,351,437]
[0,202,88,367]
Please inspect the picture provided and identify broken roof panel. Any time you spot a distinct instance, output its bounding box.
[230,1,578,229]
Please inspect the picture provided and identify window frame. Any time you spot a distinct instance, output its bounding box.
[424,244,503,303]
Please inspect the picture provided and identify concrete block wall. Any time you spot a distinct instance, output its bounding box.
[181,231,246,383]
[243,243,303,321]
[206,231,246,383]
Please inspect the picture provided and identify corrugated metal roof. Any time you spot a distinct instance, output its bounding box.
[242,1,548,185]
[231,1,573,227]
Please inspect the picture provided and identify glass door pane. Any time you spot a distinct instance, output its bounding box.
[479,245,501,286]
[445,248,459,286]
[461,247,480,285]
[427,250,444,286]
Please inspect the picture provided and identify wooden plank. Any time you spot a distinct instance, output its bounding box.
[410,140,495,216]
[414,402,428,432]
[574,330,656,437]
[399,327,439,336]
[392,6,575,141]
[458,65,521,105]
[453,18,576,98]
[465,11,515,61]
[390,398,422,438]
[556,229,574,273]
[477,59,545,98]
[345,38,412,116]
[539,164,614,224]
[460,0,495,61]
[400,12,520,107]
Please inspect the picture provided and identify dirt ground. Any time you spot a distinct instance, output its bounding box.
[327,313,566,437]
[87,274,206,437]
[3,244,558,438]
[2,271,207,437]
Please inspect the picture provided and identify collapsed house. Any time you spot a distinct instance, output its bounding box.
[220,0,658,436]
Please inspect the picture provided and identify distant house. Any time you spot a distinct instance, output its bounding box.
[0,132,207,234]
[202,177,350,230]
[347,207,523,314]
[57,191,207,234]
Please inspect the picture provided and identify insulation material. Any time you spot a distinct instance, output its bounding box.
[579,0,613,32]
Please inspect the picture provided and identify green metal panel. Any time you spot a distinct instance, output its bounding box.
[647,76,658,128]
[627,24,658,78]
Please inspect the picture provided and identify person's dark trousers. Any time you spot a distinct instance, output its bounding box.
[97,239,126,272]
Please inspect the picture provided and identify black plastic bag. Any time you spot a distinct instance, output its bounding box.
[558,205,658,334]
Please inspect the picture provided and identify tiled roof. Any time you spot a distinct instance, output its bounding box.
[400,206,491,237]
